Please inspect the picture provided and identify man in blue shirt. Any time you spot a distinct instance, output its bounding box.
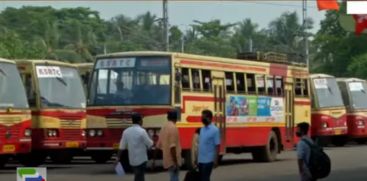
[198,109,220,181]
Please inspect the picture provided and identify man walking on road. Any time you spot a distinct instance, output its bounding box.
[198,110,220,181]
[157,110,182,181]
[117,113,153,181]
[296,122,316,181]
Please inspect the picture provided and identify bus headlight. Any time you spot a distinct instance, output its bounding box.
[97,130,103,136]
[89,129,96,137]
[357,120,365,126]
[147,129,154,138]
[81,130,86,137]
[322,122,328,129]
[24,129,32,137]
[52,130,58,137]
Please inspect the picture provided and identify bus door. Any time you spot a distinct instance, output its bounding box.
[213,77,226,154]
[285,82,294,142]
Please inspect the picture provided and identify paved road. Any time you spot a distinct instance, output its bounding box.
[1,145,367,181]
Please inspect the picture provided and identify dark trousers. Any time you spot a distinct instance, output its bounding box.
[198,162,214,181]
[132,162,147,181]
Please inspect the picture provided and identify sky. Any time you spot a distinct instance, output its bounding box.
[0,1,326,33]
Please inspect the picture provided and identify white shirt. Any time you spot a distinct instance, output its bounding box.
[119,124,153,166]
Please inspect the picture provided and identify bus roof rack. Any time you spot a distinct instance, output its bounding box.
[237,52,307,67]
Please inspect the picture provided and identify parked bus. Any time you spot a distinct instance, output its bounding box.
[75,63,93,93]
[0,58,32,167]
[337,78,367,143]
[16,60,87,165]
[86,51,311,166]
[310,74,348,146]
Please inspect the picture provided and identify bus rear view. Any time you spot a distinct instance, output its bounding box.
[87,54,172,163]
[310,74,348,146]
[0,58,32,167]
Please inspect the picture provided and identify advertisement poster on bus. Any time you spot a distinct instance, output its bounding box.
[226,95,284,123]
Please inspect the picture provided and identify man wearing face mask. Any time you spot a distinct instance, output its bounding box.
[296,122,316,181]
[198,109,220,181]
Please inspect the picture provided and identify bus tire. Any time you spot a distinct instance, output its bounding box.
[18,152,46,167]
[252,131,279,162]
[91,152,112,164]
[0,156,8,168]
[356,139,366,145]
[50,151,73,164]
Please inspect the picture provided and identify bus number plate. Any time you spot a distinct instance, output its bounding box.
[2,144,15,153]
[65,141,79,148]
[334,129,342,135]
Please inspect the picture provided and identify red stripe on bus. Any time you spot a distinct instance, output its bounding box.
[294,101,311,105]
[180,59,267,72]
[269,64,288,77]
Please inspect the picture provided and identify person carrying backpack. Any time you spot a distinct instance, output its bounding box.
[296,122,331,181]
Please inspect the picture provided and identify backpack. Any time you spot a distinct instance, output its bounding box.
[302,138,331,179]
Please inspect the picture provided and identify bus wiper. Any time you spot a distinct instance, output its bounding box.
[56,77,67,86]
[328,87,333,95]
[0,68,7,76]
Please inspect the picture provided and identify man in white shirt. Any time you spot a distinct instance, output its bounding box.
[117,113,153,181]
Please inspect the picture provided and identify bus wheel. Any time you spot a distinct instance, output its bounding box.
[18,152,46,167]
[91,152,112,164]
[50,151,73,164]
[0,156,8,168]
[252,131,279,162]
[332,136,347,147]
[356,139,366,145]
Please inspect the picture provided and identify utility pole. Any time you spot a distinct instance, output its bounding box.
[181,35,185,53]
[303,0,309,67]
[249,37,253,52]
[163,0,169,51]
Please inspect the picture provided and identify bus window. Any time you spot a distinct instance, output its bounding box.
[303,79,309,96]
[295,78,303,96]
[256,75,266,94]
[225,72,235,92]
[267,76,274,95]
[181,68,190,89]
[247,74,256,93]
[236,73,245,93]
[25,74,36,107]
[202,70,211,91]
[275,76,284,96]
[192,69,201,90]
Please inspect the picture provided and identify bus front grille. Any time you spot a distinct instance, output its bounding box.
[60,120,82,129]
[63,129,82,140]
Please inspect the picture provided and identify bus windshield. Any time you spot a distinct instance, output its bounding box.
[89,56,171,106]
[348,81,367,109]
[313,78,344,108]
[36,65,86,108]
[0,62,29,109]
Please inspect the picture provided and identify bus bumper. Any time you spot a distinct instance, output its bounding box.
[0,139,32,155]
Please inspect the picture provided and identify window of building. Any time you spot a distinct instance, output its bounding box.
[247,74,256,93]
[236,73,245,92]
[225,72,235,92]
[202,70,211,91]
[303,79,309,96]
[295,78,303,96]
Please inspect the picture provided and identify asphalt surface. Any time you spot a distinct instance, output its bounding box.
[1,145,367,181]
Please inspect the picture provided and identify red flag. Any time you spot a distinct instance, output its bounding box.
[353,15,367,35]
[316,0,340,11]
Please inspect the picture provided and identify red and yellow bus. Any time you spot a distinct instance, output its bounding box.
[86,51,311,166]
[337,78,367,143]
[0,58,32,167]
[16,60,87,165]
[310,74,348,146]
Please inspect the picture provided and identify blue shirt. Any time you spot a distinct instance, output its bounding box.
[198,123,220,163]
